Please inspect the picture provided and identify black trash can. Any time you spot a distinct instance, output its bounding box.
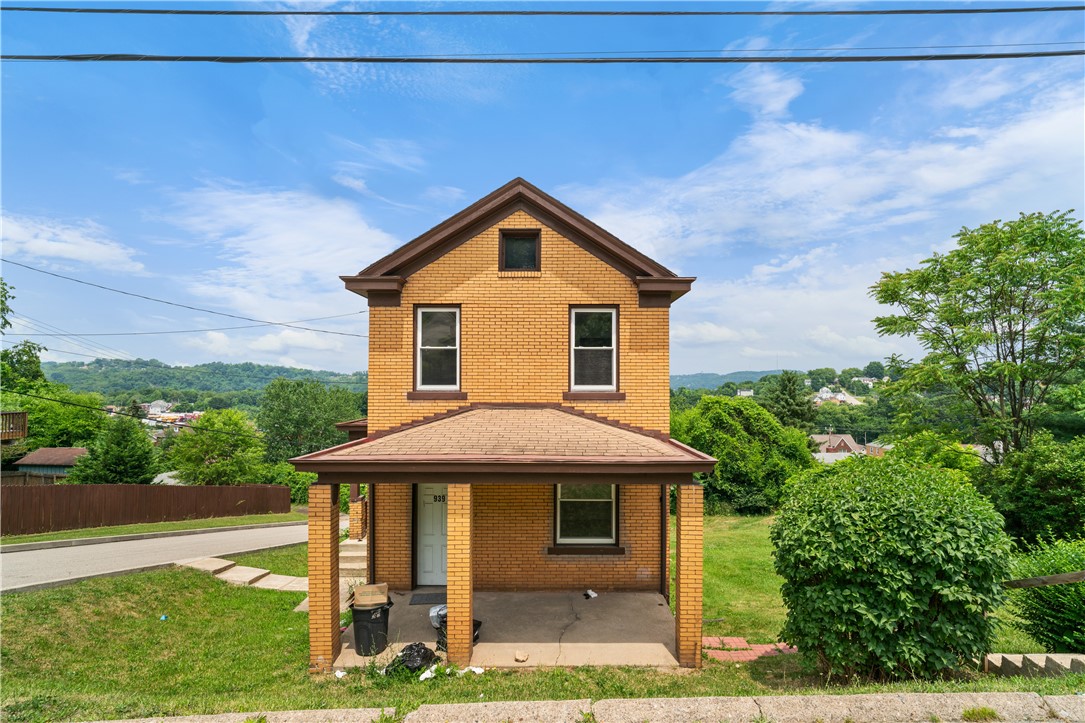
[351,600,394,656]
[431,607,481,653]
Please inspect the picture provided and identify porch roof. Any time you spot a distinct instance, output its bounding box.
[292,404,716,479]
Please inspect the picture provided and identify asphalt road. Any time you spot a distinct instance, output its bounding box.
[0,523,312,593]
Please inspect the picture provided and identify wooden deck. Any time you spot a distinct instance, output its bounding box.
[0,411,28,441]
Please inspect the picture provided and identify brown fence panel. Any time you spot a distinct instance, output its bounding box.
[0,472,59,487]
[0,484,290,536]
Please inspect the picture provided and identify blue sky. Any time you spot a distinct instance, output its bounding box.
[2,2,1083,376]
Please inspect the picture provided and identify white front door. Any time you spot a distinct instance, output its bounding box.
[416,483,448,585]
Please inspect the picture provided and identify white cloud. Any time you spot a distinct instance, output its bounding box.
[333,137,427,173]
[565,79,1083,268]
[669,250,924,373]
[726,66,804,118]
[671,321,760,345]
[166,182,400,366]
[1,214,145,272]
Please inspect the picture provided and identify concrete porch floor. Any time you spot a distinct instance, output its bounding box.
[334,589,679,670]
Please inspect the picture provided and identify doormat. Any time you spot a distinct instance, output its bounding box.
[410,592,447,606]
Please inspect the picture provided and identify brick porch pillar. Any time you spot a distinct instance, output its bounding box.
[308,482,341,673]
[348,497,367,541]
[446,482,474,667]
[675,482,704,668]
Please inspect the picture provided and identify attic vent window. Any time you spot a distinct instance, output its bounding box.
[500,229,540,271]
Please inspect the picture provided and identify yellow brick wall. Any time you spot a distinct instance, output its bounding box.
[348,499,367,541]
[307,484,341,672]
[373,482,663,592]
[367,210,670,434]
[675,483,704,668]
[445,483,474,666]
[372,483,413,590]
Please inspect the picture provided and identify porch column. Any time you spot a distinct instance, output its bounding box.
[308,482,341,673]
[446,482,474,667]
[675,482,704,668]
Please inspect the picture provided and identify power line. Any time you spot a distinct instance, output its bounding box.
[286,41,1085,57]
[5,311,369,337]
[3,389,264,440]
[2,339,103,360]
[4,5,1083,16]
[1,258,368,338]
[5,50,1080,63]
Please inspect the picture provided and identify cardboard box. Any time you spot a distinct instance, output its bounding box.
[352,582,388,607]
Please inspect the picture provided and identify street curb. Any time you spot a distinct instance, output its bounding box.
[0,520,308,554]
[0,539,309,594]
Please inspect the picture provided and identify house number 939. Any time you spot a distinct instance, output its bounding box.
[433,494,446,503]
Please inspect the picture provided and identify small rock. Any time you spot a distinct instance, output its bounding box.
[514,650,529,663]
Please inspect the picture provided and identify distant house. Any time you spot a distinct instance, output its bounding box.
[813,387,863,407]
[852,376,880,389]
[736,389,754,397]
[15,447,88,476]
[144,400,173,415]
[813,451,858,465]
[864,441,893,457]
[810,433,864,455]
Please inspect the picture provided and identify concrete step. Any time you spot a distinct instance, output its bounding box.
[216,565,271,586]
[180,557,236,575]
[986,653,1085,677]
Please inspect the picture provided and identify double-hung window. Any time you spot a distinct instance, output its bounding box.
[416,307,459,390]
[570,308,616,391]
[556,483,616,544]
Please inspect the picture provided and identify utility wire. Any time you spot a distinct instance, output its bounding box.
[286,41,1085,57]
[4,5,1083,16]
[1,258,368,338]
[2,339,104,360]
[6,311,369,337]
[3,389,265,440]
[5,50,1081,63]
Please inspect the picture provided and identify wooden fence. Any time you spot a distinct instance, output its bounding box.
[0,484,291,536]
[0,472,62,487]
[1004,570,1085,589]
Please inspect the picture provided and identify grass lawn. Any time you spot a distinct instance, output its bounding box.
[0,511,308,546]
[1,516,1067,722]
[233,543,309,578]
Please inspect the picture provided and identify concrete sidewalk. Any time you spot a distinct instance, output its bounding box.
[85,691,1085,722]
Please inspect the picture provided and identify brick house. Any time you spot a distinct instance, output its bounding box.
[293,178,716,672]
[810,433,863,454]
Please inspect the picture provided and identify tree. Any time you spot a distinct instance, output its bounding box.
[840,367,863,383]
[68,415,158,485]
[673,396,815,513]
[257,379,366,463]
[863,360,886,380]
[166,409,265,485]
[807,367,837,390]
[974,431,1085,541]
[872,211,1085,457]
[759,370,816,432]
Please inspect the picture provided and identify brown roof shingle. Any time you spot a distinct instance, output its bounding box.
[16,447,88,467]
[293,406,715,476]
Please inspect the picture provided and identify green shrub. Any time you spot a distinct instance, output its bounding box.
[1008,534,1085,653]
[258,462,317,505]
[771,456,1012,680]
[339,483,350,514]
[674,396,815,513]
[975,432,1085,541]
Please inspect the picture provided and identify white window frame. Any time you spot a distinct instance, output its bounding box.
[556,483,617,544]
[570,308,617,392]
[416,306,460,391]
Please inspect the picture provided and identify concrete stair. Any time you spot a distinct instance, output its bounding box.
[986,653,1085,677]
[339,538,368,581]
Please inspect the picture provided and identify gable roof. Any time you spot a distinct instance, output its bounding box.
[293,404,716,477]
[17,447,88,467]
[341,178,694,307]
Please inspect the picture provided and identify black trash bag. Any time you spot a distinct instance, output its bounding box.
[385,642,437,675]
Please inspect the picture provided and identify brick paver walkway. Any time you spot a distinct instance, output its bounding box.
[701,636,797,663]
